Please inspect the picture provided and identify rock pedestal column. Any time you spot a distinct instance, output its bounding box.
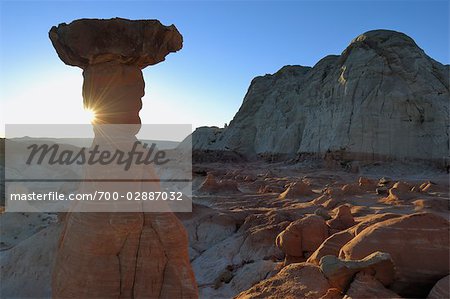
[82,63,144,125]
[49,18,198,298]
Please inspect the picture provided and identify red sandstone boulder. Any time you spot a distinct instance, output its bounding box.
[327,205,356,232]
[234,263,330,299]
[340,213,450,297]
[358,177,378,191]
[276,215,329,262]
[278,181,315,199]
[348,213,401,235]
[341,184,362,195]
[379,181,416,204]
[344,273,401,298]
[275,226,302,258]
[307,231,354,265]
[309,213,405,265]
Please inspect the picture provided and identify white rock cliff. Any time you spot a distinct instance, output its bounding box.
[191,30,449,164]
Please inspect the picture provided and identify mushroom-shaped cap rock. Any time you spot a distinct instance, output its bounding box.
[49,18,183,69]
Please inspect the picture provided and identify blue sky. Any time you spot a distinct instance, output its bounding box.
[0,0,448,137]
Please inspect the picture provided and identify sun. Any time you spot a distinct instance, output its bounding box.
[84,108,97,123]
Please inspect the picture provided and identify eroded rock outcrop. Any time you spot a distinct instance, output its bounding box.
[307,213,403,265]
[234,263,330,299]
[344,273,401,299]
[379,181,416,204]
[319,251,395,292]
[307,230,354,265]
[340,212,450,297]
[192,30,449,165]
[49,18,182,69]
[278,181,315,200]
[49,18,197,298]
[327,205,356,232]
[276,215,328,264]
[198,173,240,194]
[358,177,378,191]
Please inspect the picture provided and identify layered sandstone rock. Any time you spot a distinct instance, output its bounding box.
[307,230,354,265]
[327,205,356,232]
[344,273,401,298]
[308,213,403,265]
[192,30,449,164]
[49,18,182,68]
[49,18,197,298]
[278,181,315,200]
[340,212,450,297]
[2,161,448,298]
[358,177,378,191]
[234,263,330,299]
[349,213,401,235]
[276,215,328,263]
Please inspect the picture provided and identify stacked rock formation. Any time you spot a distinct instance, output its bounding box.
[49,18,197,298]
[189,30,449,165]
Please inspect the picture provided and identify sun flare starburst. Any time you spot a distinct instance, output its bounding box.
[84,108,97,123]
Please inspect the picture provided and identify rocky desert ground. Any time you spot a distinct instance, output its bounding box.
[1,159,449,298]
[1,28,449,299]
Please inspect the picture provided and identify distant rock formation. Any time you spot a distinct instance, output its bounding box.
[185,126,224,150]
[190,30,449,165]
